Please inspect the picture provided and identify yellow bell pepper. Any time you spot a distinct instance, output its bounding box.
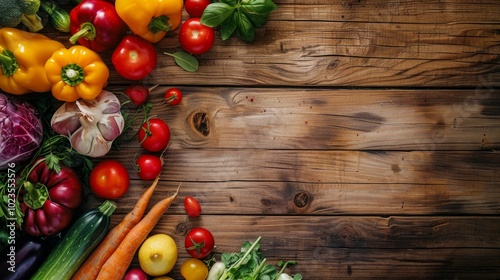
[45,45,109,102]
[0,27,65,95]
[115,0,183,43]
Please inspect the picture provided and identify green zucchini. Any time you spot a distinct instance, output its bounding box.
[40,0,71,33]
[30,200,117,280]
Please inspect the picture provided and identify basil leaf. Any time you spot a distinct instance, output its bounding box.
[245,11,271,28]
[241,0,277,15]
[164,51,199,72]
[220,0,238,5]
[221,11,239,40]
[236,11,255,42]
[201,3,236,27]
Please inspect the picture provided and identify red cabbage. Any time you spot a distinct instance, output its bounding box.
[0,93,43,170]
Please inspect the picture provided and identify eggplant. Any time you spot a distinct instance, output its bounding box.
[0,233,56,280]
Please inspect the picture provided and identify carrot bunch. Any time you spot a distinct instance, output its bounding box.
[72,177,180,280]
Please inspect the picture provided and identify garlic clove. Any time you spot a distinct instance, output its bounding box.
[98,115,124,141]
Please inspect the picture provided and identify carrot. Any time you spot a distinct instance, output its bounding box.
[71,176,161,280]
[96,184,180,280]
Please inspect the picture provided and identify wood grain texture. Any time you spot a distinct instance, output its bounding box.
[113,87,500,150]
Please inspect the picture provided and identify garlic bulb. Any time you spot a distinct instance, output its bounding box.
[51,90,125,157]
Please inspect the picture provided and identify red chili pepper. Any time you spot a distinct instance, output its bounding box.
[19,159,84,237]
[69,0,128,52]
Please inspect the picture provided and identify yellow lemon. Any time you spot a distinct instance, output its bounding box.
[138,234,178,276]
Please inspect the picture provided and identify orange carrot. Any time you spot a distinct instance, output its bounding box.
[71,176,161,280]
[96,184,180,280]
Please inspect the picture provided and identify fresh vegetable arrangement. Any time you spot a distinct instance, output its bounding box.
[0,0,282,278]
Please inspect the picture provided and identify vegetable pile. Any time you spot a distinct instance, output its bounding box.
[0,0,289,279]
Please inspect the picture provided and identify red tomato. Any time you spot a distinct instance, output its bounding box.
[179,18,215,55]
[185,0,211,18]
[185,227,214,259]
[184,196,202,218]
[136,154,163,181]
[165,88,183,106]
[138,118,170,152]
[124,84,149,106]
[112,35,158,81]
[89,160,130,199]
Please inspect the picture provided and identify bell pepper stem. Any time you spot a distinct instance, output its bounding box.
[61,63,85,86]
[69,22,97,44]
[23,181,50,210]
[0,50,18,77]
[149,15,172,34]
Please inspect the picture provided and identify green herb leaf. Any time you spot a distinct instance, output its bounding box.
[244,11,272,28]
[201,3,236,27]
[241,0,277,27]
[165,51,199,72]
[241,0,277,15]
[220,0,239,5]
[221,11,239,40]
[236,11,255,42]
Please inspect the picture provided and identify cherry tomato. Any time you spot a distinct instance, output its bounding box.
[185,227,214,259]
[112,35,158,81]
[184,196,202,218]
[165,88,183,106]
[138,118,170,152]
[136,154,163,181]
[185,0,211,18]
[179,18,215,55]
[125,84,149,106]
[180,258,209,280]
[89,160,130,199]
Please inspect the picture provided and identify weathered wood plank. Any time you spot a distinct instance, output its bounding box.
[91,180,500,216]
[275,0,500,23]
[114,87,500,151]
[123,215,500,279]
[104,149,499,185]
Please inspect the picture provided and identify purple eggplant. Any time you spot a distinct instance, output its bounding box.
[0,234,57,280]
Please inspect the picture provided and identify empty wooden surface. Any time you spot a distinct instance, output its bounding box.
[41,0,500,279]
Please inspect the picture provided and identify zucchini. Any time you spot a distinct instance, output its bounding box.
[30,200,117,280]
[40,0,71,33]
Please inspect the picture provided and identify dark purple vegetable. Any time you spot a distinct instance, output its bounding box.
[0,92,43,170]
[0,234,55,279]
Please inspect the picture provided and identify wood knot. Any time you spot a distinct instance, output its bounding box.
[293,192,310,209]
[176,222,187,234]
[188,110,210,136]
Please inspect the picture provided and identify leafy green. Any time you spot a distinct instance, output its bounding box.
[200,0,277,42]
[201,3,236,27]
[164,51,199,72]
[212,236,301,280]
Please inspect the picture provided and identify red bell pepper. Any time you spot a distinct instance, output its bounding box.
[19,159,84,237]
[69,0,128,52]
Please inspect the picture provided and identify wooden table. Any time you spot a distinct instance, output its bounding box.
[44,0,500,279]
